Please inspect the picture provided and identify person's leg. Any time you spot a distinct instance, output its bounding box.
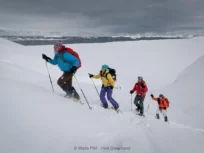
[107,88,119,110]
[162,109,168,122]
[134,95,140,111]
[57,73,66,87]
[100,87,108,108]
[139,96,145,115]
[66,72,73,88]
[57,72,73,97]
[156,108,160,119]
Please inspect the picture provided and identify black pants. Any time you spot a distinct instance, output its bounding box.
[134,95,145,114]
[57,72,80,100]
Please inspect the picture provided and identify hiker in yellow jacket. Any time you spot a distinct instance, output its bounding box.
[89,64,119,110]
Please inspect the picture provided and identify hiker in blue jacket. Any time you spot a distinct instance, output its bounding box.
[42,41,80,100]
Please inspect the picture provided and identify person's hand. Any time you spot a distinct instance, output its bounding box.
[70,66,77,73]
[42,54,51,62]
[88,73,93,78]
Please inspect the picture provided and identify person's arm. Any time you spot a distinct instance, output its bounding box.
[152,97,158,101]
[49,55,57,65]
[93,73,101,79]
[132,83,137,93]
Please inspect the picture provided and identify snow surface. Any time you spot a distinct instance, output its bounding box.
[0,37,204,153]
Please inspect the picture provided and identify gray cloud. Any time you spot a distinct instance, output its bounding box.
[0,0,204,35]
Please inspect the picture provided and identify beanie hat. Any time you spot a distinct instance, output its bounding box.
[138,76,143,80]
[102,64,109,70]
[54,40,63,49]
[159,94,164,98]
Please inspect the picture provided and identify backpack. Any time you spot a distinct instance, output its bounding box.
[106,68,117,81]
[164,97,170,108]
[60,48,82,69]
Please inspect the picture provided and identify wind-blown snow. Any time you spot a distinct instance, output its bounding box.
[0,37,204,153]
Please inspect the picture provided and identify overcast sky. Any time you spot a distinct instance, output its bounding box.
[0,0,204,35]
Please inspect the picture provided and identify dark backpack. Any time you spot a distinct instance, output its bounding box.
[106,68,117,81]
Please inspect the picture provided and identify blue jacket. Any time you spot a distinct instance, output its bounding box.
[49,52,79,72]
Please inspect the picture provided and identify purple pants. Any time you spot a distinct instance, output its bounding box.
[100,87,119,109]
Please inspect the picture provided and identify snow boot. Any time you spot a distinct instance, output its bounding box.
[135,107,140,112]
[164,116,168,122]
[114,104,119,110]
[61,84,73,98]
[156,114,160,119]
[71,87,80,100]
[138,113,143,116]
[100,104,108,109]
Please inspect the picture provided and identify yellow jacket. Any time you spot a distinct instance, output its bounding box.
[93,70,115,87]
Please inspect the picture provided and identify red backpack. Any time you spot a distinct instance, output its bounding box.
[60,47,82,69]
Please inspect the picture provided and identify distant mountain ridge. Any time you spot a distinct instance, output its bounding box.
[0,29,199,45]
[1,35,188,46]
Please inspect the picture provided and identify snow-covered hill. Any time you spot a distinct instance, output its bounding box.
[148,54,204,129]
[0,37,204,153]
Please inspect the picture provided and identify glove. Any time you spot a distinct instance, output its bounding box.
[163,107,167,110]
[70,66,77,73]
[150,94,154,98]
[110,86,113,89]
[130,90,133,94]
[42,54,51,62]
[88,73,93,78]
[141,83,145,88]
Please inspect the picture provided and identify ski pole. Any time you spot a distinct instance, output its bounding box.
[73,74,92,110]
[90,76,100,97]
[131,94,132,112]
[45,61,54,92]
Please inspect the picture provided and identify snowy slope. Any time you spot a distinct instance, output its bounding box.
[0,38,204,153]
[148,55,204,129]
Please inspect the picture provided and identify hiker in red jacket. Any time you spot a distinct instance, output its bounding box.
[130,76,148,116]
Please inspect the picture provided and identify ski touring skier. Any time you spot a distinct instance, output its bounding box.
[130,76,148,116]
[150,94,169,122]
[88,64,119,110]
[42,41,80,100]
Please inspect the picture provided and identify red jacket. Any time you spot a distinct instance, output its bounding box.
[132,81,148,96]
